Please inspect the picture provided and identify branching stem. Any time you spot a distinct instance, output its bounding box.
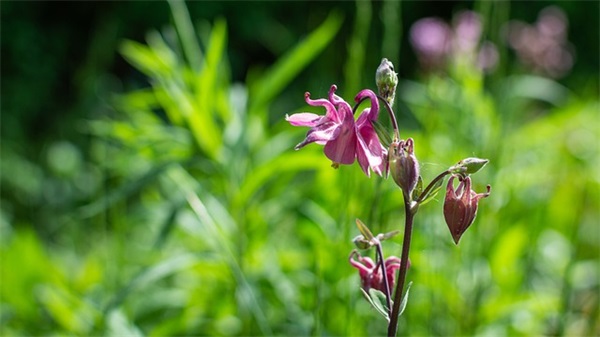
[416,170,451,204]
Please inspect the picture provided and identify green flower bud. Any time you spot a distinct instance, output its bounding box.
[376,58,398,106]
[450,157,489,175]
[353,235,374,250]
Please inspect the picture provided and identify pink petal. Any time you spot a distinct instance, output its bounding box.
[294,120,340,150]
[286,113,322,127]
[323,113,357,164]
[328,85,353,114]
[355,89,380,120]
[304,92,340,123]
[349,256,371,278]
[356,116,385,176]
[359,256,376,269]
[324,128,356,165]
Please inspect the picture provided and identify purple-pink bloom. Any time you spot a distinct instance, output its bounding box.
[410,17,451,69]
[349,252,406,293]
[443,175,491,244]
[286,85,386,177]
[453,11,483,53]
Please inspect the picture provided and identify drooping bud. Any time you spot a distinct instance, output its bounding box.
[443,175,491,244]
[389,138,420,199]
[376,58,398,106]
[449,157,489,175]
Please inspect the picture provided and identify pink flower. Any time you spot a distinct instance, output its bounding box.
[443,175,491,244]
[409,17,452,69]
[286,85,386,176]
[349,252,405,292]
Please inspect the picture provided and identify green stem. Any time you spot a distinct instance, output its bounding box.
[387,198,414,336]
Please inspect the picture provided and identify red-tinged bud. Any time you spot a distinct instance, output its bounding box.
[443,175,491,244]
[389,138,420,199]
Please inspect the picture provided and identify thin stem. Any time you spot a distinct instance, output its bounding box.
[376,95,399,138]
[352,95,400,139]
[375,242,392,315]
[416,169,451,204]
[387,199,414,336]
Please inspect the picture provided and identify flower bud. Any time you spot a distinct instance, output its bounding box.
[353,235,373,250]
[376,58,398,106]
[443,175,491,244]
[449,157,489,175]
[389,138,420,198]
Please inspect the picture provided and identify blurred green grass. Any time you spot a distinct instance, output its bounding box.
[1,1,598,336]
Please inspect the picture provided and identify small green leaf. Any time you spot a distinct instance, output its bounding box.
[398,281,413,317]
[355,219,375,241]
[411,175,423,201]
[418,177,444,206]
[360,288,390,322]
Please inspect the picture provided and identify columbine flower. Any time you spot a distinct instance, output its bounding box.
[286,85,386,176]
[349,251,405,292]
[443,175,491,244]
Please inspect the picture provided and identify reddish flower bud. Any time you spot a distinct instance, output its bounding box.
[389,138,420,198]
[443,175,491,244]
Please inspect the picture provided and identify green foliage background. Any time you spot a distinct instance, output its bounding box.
[1,1,598,336]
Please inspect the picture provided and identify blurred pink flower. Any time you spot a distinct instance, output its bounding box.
[505,6,574,78]
[410,17,451,69]
[453,10,482,53]
[410,11,499,73]
[286,85,386,176]
[477,41,499,73]
[349,252,405,292]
